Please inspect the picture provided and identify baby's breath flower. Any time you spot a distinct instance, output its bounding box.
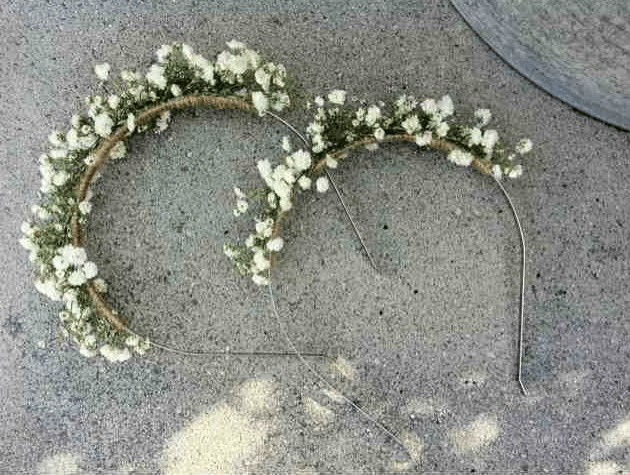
[435,122,449,138]
[516,139,533,155]
[251,91,269,116]
[365,106,381,126]
[314,96,325,107]
[421,98,438,115]
[94,63,110,81]
[468,127,482,146]
[491,163,502,180]
[326,155,338,169]
[146,64,167,89]
[100,345,132,363]
[374,127,385,140]
[255,68,271,92]
[170,84,182,97]
[252,274,269,286]
[508,164,523,178]
[475,108,492,126]
[94,112,114,137]
[281,136,291,153]
[93,278,107,293]
[415,131,432,147]
[68,269,87,286]
[266,237,284,252]
[155,111,171,133]
[297,175,311,190]
[253,250,270,272]
[437,95,454,117]
[109,142,126,159]
[316,176,330,193]
[126,113,136,133]
[82,261,98,279]
[156,44,172,63]
[328,90,346,105]
[402,115,420,135]
[292,150,312,171]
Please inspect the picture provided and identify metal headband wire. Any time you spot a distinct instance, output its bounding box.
[263,109,528,397]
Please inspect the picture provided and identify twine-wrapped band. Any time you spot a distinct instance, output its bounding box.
[271,134,492,242]
[313,134,492,175]
[71,94,253,333]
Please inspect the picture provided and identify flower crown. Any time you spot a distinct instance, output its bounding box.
[20,41,532,363]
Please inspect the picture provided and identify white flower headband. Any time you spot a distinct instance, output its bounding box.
[20,39,533,459]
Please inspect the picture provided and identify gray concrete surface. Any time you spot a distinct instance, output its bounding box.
[2,1,630,473]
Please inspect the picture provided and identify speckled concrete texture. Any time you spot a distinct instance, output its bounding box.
[3,1,630,473]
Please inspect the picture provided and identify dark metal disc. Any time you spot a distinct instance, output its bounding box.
[450,0,630,131]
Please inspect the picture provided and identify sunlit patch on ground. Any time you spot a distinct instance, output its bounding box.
[447,413,500,454]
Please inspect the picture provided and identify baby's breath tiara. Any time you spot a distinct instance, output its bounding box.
[20,42,532,399]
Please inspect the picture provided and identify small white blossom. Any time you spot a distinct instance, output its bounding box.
[100,344,132,363]
[437,95,454,117]
[48,130,65,147]
[447,148,473,167]
[170,84,182,97]
[227,39,247,50]
[251,91,269,116]
[257,159,272,183]
[126,113,135,133]
[516,139,533,155]
[49,148,68,159]
[328,90,346,105]
[326,155,338,169]
[255,218,274,238]
[78,200,92,215]
[491,164,503,180]
[68,269,87,286]
[266,237,284,252]
[52,171,70,187]
[267,192,277,208]
[475,108,492,126]
[402,115,421,135]
[234,187,246,199]
[252,274,269,286]
[35,279,62,301]
[508,164,523,178]
[156,44,172,63]
[61,245,87,267]
[365,106,381,126]
[52,254,70,271]
[468,127,482,146]
[94,277,108,293]
[234,199,248,216]
[415,131,433,147]
[94,63,110,81]
[481,129,499,155]
[374,127,385,141]
[281,136,291,153]
[297,175,311,190]
[146,64,167,89]
[94,112,114,137]
[253,250,270,272]
[316,176,329,193]
[314,96,325,107]
[292,150,312,171]
[255,68,271,92]
[435,122,450,138]
[155,111,171,133]
[109,141,126,159]
[82,261,98,279]
[279,196,292,211]
[421,98,438,115]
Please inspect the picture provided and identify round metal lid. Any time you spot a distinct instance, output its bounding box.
[450,0,630,131]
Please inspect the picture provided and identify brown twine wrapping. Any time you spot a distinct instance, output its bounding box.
[269,134,491,266]
[313,134,491,174]
[71,95,253,333]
